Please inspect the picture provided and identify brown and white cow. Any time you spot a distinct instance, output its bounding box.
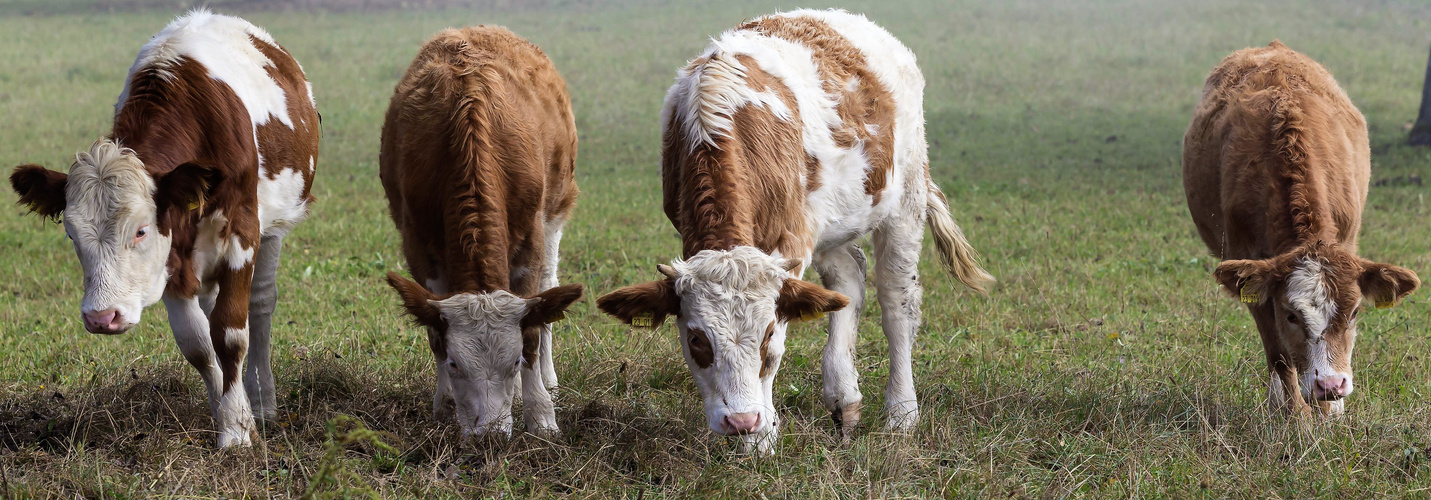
[1184,41,1420,417]
[596,9,994,453]
[380,26,583,439]
[8,10,318,447]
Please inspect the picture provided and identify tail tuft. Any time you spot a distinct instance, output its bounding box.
[926,185,995,294]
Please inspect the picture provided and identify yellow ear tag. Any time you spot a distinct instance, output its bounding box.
[186,200,201,211]
[800,310,825,322]
[1376,300,1393,309]
[1240,288,1258,304]
[631,312,654,328]
[548,310,566,323]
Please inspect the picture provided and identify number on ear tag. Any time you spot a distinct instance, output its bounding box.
[1240,288,1258,304]
[631,312,654,327]
[800,310,825,322]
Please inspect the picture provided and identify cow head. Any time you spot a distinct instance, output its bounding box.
[385,272,582,438]
[596,246,848,446]
[9,139,210,335]
[1214,242,1419,405]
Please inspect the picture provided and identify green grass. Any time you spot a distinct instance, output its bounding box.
[3,0,1431,496]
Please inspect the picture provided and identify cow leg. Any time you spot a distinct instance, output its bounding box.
[165,293,255,447]
[814,243,867,440]
[520,354,559,438]
[244,234,282,421]
[1248,302,1311,417]
[872,220,925,432]
[424,276,455,420]
[538,225,563,391]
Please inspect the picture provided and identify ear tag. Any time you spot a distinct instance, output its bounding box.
[1375,300,1393,309]
[631,312,654,327]
[186,200,201,211]
[548,310,566,323]
[1239,287,1258,304]
[800,310,825,322]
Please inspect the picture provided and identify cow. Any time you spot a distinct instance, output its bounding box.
[7,9,319,447]
[1184,41,1420,417]
[379,26,583,439]
[595,9,994,454]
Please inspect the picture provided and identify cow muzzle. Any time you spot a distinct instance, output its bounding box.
[716,411,762,435]
[82,308,131,335]
[1313,374,1351,401]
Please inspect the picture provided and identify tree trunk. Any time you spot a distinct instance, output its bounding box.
[1410,45,1431,146]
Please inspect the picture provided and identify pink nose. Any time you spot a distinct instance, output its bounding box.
[83,309,125,334]
[1314,375,1350,400]
[722,412,761,435]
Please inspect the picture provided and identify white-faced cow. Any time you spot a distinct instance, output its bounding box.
[1184,41,1420,417]
[596,9,994,453]
[380,26,583,439]
[8,10,319,447]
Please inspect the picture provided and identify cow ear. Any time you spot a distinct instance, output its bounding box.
[1360,262,1420,309]
[10,164,67,220]
[776,279,850,323]
[597,279,679,328]
[155,163,220,217]
[522,284,585,329]
[384,272,445,330]
[1213,259,1274,304]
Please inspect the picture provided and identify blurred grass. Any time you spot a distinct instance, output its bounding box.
[1,0,1430,496]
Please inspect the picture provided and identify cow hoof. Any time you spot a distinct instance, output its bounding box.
[217,428,256,448]
[831,403,861,441]
[883,404,919,432]
[529,425,560,440]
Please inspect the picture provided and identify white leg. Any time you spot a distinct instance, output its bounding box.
[429,326,455,420]
[521,362,559,437]
[873,220,925,432]
[165,294,255,447]
[244,234,282,420]
[814,244,867,439]
[539,226,563,390]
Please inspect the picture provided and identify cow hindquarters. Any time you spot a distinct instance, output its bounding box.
[244,234,282,421]
[165,294,256,447]
[873,219,925,432]
[814,244,868,441]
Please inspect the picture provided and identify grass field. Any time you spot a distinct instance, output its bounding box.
[2,0,1431,496]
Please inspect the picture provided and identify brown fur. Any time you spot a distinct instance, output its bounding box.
[687,328,715,369]
[738,15,896,203]
[9,165,68,220]
[379,26,579,363]
[758,322,775,378]
[1184,41,1419,412]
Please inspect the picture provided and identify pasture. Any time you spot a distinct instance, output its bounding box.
[2,0,1430,496]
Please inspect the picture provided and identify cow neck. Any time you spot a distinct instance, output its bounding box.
[674,140,757,258]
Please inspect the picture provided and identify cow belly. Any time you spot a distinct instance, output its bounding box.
[257,167,310,236]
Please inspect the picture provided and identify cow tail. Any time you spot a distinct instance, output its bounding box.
[925,182,995,294]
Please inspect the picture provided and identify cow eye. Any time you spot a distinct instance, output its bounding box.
[1350,308,1359,320]
[134,225,149,243]
[1286,314,1300,325]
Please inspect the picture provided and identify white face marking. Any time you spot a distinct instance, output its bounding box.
[430,290,536,438]
[667,246,792,436]
[1285,258,1353,400]
[63,140,171,332]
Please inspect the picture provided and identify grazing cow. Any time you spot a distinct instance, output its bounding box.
[1184,41,1420,416]
[380,26,583,439]
[8,9,319,447]
[596,9,994,453]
